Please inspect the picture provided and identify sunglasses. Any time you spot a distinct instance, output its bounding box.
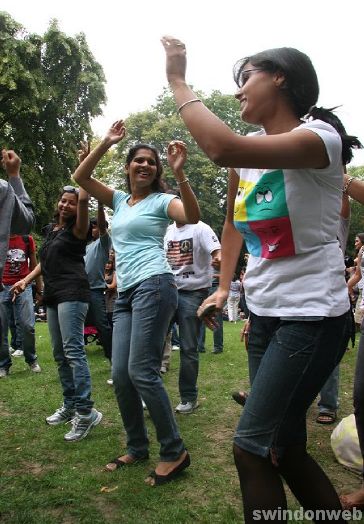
[63,185,79,194]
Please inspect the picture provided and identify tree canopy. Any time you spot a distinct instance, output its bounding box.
[0,11,106,228]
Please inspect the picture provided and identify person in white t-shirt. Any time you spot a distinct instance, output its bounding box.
[162,37,361,522]
[165,220,221,414]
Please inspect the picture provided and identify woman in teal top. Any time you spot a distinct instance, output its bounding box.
[73,122,199,486]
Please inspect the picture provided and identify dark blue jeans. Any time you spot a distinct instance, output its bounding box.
[176,289,208,402]
[235,311,350,458]
[86,289,113,360]
[112,274,185,461]
[197,284,223,352]
[354,318,364,476]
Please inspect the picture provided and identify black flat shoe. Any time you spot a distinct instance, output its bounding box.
[145,452,190,486]
[231,391,249,407]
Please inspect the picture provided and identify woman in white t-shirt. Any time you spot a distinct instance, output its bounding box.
[73,129,200,486]
[162,37,361,521]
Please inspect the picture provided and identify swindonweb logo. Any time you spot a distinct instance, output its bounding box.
[252,507,363,521]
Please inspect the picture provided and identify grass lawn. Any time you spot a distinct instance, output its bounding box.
[0,321,362,523]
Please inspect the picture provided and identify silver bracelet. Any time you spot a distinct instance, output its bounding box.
[177,178,190,185]
[177,98,202,114]
[343,176,354,195]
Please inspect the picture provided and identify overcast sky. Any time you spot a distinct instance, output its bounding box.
[3,0,364,166]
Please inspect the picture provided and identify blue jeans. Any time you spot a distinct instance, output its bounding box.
[112,274,185,461]
[0,285,37,369]
[197,284,223,352]
[47,301,93,414]
[171,323,180,347]
[354,318,364,476]
[235,311,350,459]
[86,289,113,360]
[318,364,340,414]
[176,289,208,402]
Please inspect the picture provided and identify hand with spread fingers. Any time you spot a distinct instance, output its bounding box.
[161,35,187,85]
[102,119,126,148]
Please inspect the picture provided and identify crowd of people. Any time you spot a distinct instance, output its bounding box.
[1,35,364,520]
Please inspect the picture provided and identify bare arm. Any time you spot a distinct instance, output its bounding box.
[166,141,200,224]
[73,121,126,207]
[73,187,89,239]
[29,251,43,295]
[344,174,364,205]
[106,271,117,290]
[11,262,42,299]
[97,202,107,235]
[161,37,328,170]
[348,249,363,298]
[199,169,243,326]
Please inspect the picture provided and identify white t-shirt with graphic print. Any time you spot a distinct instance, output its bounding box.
[233,119,349,318]
[164,221,221,291]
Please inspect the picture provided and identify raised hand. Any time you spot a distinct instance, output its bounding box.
[103,120,126,147]
[78,141,90,164]
[1,149,21,177]
[167,140,187,177]
[161,35,187,85]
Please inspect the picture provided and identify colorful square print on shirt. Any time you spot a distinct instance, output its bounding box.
[234,169,295,259]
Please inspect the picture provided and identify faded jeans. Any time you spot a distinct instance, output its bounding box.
[0,285,37,369]
[47,301,93,415]
[112,274,185,461]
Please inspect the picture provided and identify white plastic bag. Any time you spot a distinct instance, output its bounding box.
[331,414,363,473]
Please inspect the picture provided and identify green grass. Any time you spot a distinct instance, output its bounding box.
[0,322,362,523]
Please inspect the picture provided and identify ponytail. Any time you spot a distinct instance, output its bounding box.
[306,106,363,165]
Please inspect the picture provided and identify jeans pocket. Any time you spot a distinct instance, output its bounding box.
[276,322,317,359]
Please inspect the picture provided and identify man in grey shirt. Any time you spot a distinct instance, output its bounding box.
[0,149,34,377]
[84,203,112,361]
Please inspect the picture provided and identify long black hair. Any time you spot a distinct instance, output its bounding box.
[233,47,362,164]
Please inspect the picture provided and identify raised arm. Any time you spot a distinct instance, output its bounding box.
[166,140,200,224]
[97,202,107,236]
[73,121,126,208]
[2,149,34,234]
[161,37,328,170]
[73,187,89,240]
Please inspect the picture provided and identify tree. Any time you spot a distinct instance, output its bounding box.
[112,88,258,236]
[0,12,106,228]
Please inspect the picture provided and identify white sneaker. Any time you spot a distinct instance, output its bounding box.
[30,361,42,373]
[160,365,168,374]
[64,409,103,442]
[172,345,180,351]
[0,368,9,378]
[175,400,199,414]
[142,399,147,410]
[106,378,113,385]
[13,350,24,357]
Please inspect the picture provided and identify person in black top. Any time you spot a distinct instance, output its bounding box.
[12,146,102,442]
